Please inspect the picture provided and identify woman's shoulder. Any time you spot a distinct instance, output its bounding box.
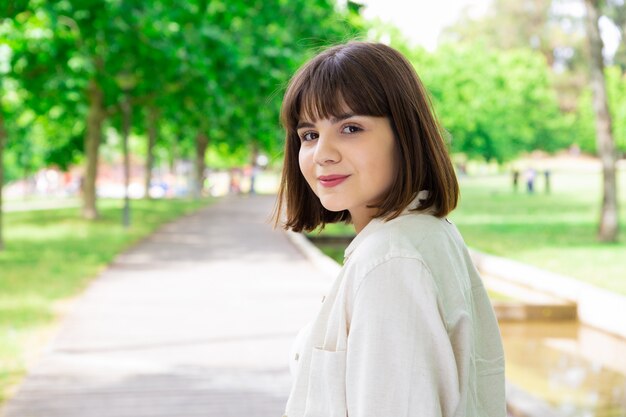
[371,212,454,249]
[346,214,449,270]
[345,213,470,288]
[340,215,453,312]
[388,211,451,235]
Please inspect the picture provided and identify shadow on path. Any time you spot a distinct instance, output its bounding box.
[2,195,330,417]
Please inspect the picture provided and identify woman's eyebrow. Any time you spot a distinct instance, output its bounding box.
[296,113,356,130]
[296,121,315,130]
[331,113,356,124]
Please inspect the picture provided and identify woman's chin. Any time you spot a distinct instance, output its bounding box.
[319,199,347,213]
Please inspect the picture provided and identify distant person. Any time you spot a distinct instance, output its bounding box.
[248,164,260,195]
[525,168,536,194]
[544,169,551,194]
[512,169,520,192]
[273,42,505,417]
[229,168,241,194]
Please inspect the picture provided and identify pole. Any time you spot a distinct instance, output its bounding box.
[121,93,131,228]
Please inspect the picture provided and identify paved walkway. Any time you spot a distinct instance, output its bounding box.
[1,195,332,417]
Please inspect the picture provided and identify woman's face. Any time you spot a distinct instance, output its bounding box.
[297,111,397,232]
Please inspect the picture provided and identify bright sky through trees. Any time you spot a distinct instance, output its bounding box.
[359,0,621,56]
[359,0,491,50]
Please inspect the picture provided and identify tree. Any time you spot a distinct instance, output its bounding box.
[574,65,626,155]
[584,0,619,242]
[158,0,359,197]
[1,3,30,252]
[9,2,108,219]
[442,0,589,112]
[2,0,360,218]
[602,0,626,70]
[435,0,620,241]
[113,0,184,199]
[413,43,570,163]
[143,105,158,199]
[12,1,184,216]
[0,110,5,251]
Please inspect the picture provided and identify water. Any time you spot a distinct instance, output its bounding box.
[501,321,626,417]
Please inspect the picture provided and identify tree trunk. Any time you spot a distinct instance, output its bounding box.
[83,78,105,219]
[0,111,6,251]
[121,94,132,228]
[144,105,159,199]
[194,132,209,199]
[169,136,178,180]
[584,0,619,242]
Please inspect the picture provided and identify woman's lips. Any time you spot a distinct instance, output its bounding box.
[318,174,350,187]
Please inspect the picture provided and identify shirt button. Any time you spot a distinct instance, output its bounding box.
[294,353,300,361]
[321,295,326,303]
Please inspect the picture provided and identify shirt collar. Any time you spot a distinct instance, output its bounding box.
[343,190,429,263]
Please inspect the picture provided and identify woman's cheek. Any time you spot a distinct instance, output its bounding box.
[299,149,317,191]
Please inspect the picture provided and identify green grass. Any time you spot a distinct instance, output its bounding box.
[0,197,213,403]
[308,167,626,295]
[451,169,626,294]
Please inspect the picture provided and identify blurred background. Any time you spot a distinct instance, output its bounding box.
[1,0,625,416]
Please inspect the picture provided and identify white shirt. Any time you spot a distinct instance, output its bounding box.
[284,201,506,417]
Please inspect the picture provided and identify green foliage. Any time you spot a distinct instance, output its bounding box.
[416,43,572,162]
[574,89,597,153]
[441,0,589,113]
[1,0,361,184]
[373,24,575,163]
[575,66,626,155]
[1,3,87,181]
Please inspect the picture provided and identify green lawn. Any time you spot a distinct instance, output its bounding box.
[0,197,212,403]
[452,169,626,294]
[308,166,626,295]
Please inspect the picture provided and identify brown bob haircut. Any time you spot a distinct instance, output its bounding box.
[274,41,459,232]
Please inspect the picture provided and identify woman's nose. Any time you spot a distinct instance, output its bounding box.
[314,135,340,165]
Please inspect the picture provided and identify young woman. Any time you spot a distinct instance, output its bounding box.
[274,41,505,417]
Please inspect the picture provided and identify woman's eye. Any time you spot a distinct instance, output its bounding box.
[300,131,318,142]
[342,125,362,134]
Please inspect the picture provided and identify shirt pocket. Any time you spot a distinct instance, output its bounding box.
[304,347,347,417]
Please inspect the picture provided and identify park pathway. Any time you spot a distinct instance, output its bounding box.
[1,194,332,417]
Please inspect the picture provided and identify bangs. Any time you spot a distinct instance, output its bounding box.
[282,50,390,132]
